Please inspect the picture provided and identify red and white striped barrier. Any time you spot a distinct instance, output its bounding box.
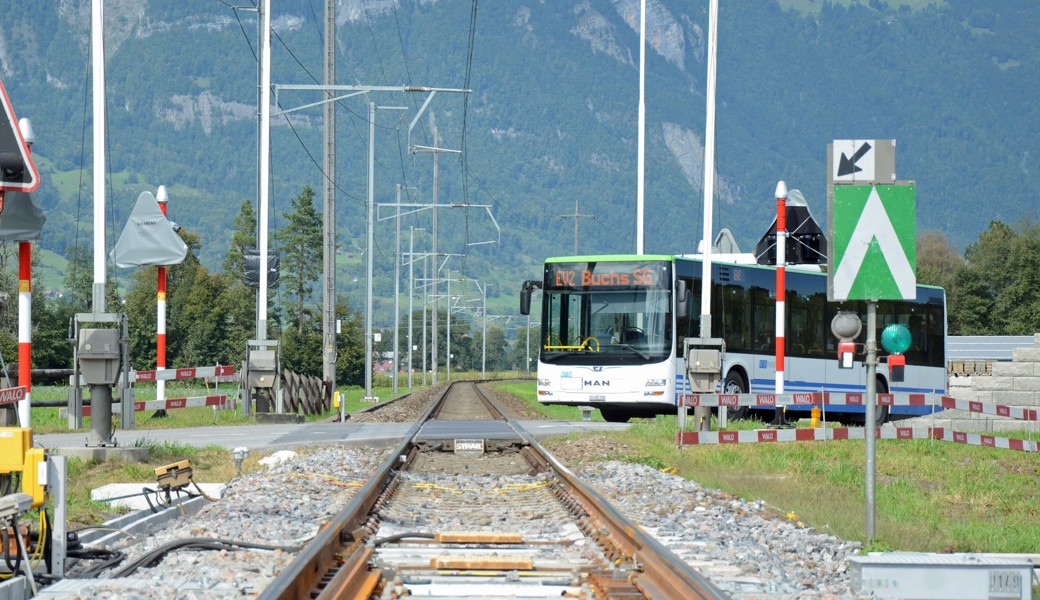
[131,365,237,383]
[937,396,1039,421]
[83,394,232,417]
[681,392,1039,421]
[676,426,1039,453]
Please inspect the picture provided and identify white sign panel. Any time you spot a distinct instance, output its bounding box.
[833,139,876,183]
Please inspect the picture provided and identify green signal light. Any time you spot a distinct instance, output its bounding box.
[881,323,912,355]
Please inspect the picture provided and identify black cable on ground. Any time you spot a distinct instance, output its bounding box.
[2,516,21,575]
[112,537,305,578]
[68,548,127,579]
[372,532,435,547]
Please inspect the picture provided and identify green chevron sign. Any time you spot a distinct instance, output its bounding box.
[828,184,916,301]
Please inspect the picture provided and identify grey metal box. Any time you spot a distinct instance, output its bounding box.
[849,552,1033,600]
[78,328,122,385]
[247,350,277,388]
[687,348,722,393]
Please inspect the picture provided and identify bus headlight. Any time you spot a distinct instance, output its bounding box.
[645,379,666,387]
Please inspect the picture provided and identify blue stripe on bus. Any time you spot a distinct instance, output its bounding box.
[749,378,942,395]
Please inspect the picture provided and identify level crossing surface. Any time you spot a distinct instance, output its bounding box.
[34,419,629,451]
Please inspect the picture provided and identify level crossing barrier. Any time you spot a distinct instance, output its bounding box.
[79,365,239,417]
[676,391,1040,453]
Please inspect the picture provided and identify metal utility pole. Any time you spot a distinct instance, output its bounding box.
[364,103,406,402]
[481,282,490,378]
[322,0,337,402]
[421,254,428,386]
[393,185,403,394]
[865,301,878,542]
[412,127,461,385]
[446,272,452,381]
[406,227,424,388]
[690,0,720,431]
[559,199,595,254]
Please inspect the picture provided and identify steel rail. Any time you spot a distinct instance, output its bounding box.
[256,384,451,600]
[520,426,729,600]
[259,382,730,599]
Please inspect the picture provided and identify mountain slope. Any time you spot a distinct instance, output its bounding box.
[0,0,1036,310]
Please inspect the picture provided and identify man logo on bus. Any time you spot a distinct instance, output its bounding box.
[584,380,610,387]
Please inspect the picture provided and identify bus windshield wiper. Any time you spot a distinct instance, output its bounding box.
[541,350,591,362]
[614,344,650,360]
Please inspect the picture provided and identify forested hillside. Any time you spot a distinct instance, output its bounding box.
[0,0,1037,375]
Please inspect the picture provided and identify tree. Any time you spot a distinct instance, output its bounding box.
[63,244,93,311]
[949,219,1040,335]
[224,199,257,276]
[218,201,259,364]
[273,186,322,335]
[336,296,365,385]
[916,230,962,292]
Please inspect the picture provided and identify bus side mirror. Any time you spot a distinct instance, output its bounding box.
[519,280,541,316]
[676,279,689,317]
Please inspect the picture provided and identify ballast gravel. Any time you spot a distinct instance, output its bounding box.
[53,447,874,599]
[56,446,390,600]
[578,461,873,599]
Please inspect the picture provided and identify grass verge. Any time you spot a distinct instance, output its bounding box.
[493,381,1040,554]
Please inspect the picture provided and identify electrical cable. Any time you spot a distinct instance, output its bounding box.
[142,486,163,514]
[29,508,46,571]
[2,516,22,576]
[70,548,127,579]
[190,478,220,502]
[112,537,305,578]
[306,0,324,46]
[359,0,391,86]
[372,531,435,546]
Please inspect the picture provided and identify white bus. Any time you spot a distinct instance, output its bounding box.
[520,254,947,423]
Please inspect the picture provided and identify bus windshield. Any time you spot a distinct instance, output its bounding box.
[541,261,672,363]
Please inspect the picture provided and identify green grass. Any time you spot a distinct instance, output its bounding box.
[494,381,605,421]
[61,441,248,526]
[494,381,1040,554]
[29,382,420,434]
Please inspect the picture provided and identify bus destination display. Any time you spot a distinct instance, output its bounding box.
[546,262,668,290]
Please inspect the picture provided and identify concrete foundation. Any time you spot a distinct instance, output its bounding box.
[47,446,150,463]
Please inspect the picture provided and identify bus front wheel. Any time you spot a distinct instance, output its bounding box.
[723,371,749,421]
[874,378,891,425]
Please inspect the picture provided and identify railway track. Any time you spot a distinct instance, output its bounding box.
[259,381,728,599]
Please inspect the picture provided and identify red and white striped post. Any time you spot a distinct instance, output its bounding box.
[16,118,36,427]
[156,185,169,406]
[772,181,789,427]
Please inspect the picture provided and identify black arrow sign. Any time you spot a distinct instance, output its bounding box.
[837,141,872,177]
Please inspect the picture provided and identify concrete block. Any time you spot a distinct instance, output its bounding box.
[1012,346,1040,362]
[971,377,1014,391]
[970,390,992,404]
[49,446,150,462]
[92,482,225,510]
[990,391,1040,406]
[1013,376,1040,392]
[991,362,1036,377]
